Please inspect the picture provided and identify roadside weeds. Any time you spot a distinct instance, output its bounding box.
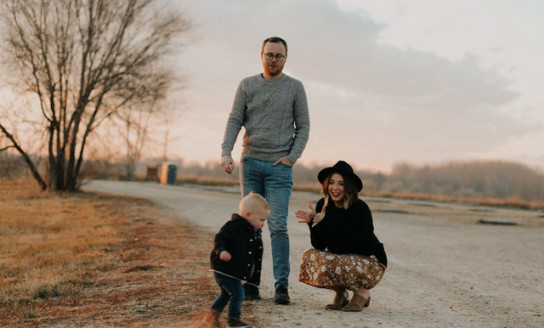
[0,178,258,327]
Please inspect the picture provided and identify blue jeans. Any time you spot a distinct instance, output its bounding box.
[240,157,292,289]
[211,273,245,321]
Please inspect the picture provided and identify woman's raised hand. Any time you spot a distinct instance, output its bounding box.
[295,203,316,224]
[311,205,326,227]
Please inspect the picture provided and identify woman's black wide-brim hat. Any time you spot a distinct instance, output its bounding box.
[317,160,363,192]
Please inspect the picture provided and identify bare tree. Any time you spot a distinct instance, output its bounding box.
[116,90,162,181]
[0,0,190,191]
[120,103,151,181]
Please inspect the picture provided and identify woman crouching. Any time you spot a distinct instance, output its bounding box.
[295,160,387,311]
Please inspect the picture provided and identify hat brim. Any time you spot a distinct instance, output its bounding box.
[318,167,363,192]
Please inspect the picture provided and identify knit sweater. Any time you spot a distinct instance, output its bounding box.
[221,73,310,165]
[309,198,388,266]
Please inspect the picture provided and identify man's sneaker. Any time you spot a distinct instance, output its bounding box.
[227,318,254,328]
[274,286,290,305]
[243,283,261,300]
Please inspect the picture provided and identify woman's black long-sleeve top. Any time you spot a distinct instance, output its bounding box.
[210,214,263,283]
[309,198,387,267]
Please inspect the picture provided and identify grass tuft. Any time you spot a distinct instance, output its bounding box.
[34,283,63,299]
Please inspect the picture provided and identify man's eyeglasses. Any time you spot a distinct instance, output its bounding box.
[264,53,286,61]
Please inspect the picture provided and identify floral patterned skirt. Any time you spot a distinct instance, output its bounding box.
[298,248,386,290]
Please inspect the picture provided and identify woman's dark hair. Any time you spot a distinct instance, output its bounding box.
[262,36,288,54]
[322,173,359,209]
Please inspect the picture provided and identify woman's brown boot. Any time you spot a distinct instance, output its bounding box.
[325,289,349,310]
[341,294,370,312]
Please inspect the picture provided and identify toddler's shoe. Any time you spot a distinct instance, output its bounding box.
[227,318,254,328]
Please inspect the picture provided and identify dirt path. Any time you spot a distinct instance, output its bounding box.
[84,180,544,328]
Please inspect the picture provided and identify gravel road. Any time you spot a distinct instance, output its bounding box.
[84,180,544,328]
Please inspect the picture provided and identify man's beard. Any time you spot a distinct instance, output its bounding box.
[266,64,283,77]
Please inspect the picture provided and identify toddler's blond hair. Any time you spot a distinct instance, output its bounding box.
[239,192,270,214]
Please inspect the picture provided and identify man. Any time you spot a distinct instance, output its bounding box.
[220,36,310,305]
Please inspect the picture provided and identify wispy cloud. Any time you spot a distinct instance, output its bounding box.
[171,0,543,171]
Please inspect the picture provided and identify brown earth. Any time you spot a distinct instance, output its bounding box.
[3,179,544,328]
[0,179,250,327]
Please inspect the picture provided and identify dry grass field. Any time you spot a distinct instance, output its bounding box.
[0,178,250,327]
[3,177,542,327]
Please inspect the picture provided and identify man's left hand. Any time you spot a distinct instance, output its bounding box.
[273,157,292,167]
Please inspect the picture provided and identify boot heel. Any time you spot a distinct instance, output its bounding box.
[342,295,370,312]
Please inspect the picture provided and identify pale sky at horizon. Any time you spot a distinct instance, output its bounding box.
[165,0,544,173]
[4,0,542,174]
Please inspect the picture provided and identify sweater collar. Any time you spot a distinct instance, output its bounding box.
[230,213,254,230]
[260,72,286,82]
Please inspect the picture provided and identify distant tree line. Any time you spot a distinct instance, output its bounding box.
[380,161,543,202]
[2,154,542,205]
[170,159,544,203]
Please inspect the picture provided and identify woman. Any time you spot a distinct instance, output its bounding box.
[295,160,387,311]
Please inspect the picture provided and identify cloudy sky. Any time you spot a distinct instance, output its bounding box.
[167,0,543,173]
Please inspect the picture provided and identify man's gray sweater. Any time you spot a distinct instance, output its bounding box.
[221,73,310,165]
